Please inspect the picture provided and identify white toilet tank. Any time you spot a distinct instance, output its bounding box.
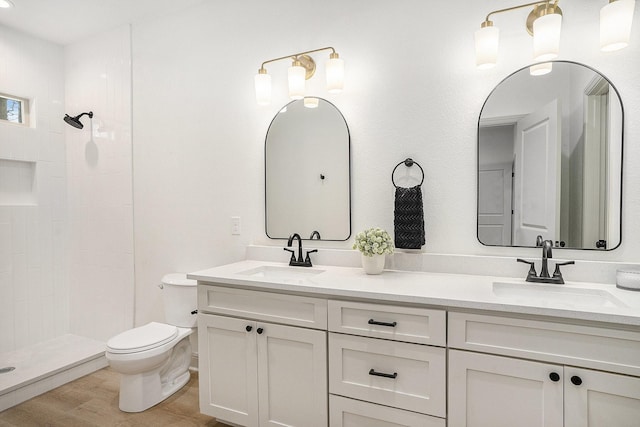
[161,273,197,328]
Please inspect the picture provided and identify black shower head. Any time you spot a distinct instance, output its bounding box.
[63,111,93,129]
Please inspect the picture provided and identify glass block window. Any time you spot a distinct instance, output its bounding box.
[0,93,29,125]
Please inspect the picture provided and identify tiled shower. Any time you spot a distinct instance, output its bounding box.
[0,23,133,409]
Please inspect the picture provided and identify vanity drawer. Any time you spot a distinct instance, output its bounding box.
[329,332,446,417]
[328,300,446,346]
[198,285,327,329]
[329,395,445,427]
[449,312,640,376]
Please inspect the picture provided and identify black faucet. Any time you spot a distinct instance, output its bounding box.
[540,240,553,278]
[284,233,317,267]
[517,240,575,284]
[309,230,321,240]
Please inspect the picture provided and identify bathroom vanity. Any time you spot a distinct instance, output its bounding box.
[189,260,640,427]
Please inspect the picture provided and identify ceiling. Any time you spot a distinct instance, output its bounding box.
[0,0,206,45]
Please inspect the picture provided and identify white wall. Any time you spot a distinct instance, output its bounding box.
[478,125,515,167]
[0,25,67,351]
[65,25,134,340]
[132,0,640,325]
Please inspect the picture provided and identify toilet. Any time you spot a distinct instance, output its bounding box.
[105,273,197,412]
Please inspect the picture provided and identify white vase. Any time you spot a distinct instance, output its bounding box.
[361,253,385,275]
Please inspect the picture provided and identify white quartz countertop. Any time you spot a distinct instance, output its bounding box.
[188,260,640,327]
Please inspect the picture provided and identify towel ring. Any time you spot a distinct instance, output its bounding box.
[392,158,424,188]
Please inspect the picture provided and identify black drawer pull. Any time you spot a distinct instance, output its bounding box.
[368,319,397,327]
[571,376,583,386]
[369,369,397,379]
[549,372,560,382]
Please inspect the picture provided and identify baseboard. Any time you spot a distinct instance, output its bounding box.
[190,352,198,371]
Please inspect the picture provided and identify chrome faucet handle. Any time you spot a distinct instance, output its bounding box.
[517,258,537,280]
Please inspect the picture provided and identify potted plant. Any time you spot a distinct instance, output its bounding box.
[352,227,394,274]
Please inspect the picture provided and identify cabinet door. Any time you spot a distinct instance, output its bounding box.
[565,368,640,427]
[256,322,327,427]
[198,314,258,427]
[448,350,563,427]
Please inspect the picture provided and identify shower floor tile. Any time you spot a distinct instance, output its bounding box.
[0,334,105,395]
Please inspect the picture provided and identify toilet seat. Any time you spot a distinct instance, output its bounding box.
[107,322,178,354]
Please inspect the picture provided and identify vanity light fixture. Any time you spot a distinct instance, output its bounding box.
[532,2,563,61]
[288,59,306,100]
[475,0,563,69]
[600,0,636,52]
[0,0,14,8]
[254,47,344,106]
[476,0,636,70]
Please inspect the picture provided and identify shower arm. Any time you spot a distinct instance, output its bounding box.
[75,112,93,120]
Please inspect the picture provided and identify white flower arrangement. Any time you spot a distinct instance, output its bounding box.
[352,227,394,257]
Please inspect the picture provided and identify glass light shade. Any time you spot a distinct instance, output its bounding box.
[475,25,500,69]
[326,57,344,93]
[530,62,553,76]
[533,13,562,61]
[254,72,271,106]
[288,65,306,100]
[600,0,636,52]
[303,97,319,108]
[0,0,14,8]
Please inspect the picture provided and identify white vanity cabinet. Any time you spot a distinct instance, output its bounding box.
[448,312,640,427]
[197,285,328,427]
[327,300,447,427]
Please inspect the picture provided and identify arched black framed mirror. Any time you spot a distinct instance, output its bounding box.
[477,61,623,250]
[265,97,351,240]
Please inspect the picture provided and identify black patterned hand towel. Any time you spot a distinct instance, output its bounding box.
[394,185,425,249]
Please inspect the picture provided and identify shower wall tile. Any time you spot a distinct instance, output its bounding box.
[13,300,29,349]
[0,223,10,269]
[65,24,134,342]
[0,207,10,223]
[10,208,27,254]
[0,24,67,351]
[0,270,13,352]
[1,21,132,352]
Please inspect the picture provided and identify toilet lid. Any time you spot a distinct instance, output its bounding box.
[107,322,178,353]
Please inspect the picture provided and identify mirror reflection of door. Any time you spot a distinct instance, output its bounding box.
[478,125,514,246]
[582,76,621,250]
[513,99,561,246]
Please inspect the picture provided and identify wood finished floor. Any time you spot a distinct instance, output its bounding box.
[0,367,230,427]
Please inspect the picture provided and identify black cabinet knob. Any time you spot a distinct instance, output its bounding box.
[257,327,264,334]
[246,325,252,332]
[549,372,560,382]
[571,375,583,386]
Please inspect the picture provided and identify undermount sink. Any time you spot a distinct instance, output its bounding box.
[238,265,326,283]
[492,281,626,309]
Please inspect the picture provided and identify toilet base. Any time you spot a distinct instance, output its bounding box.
[117,337,192,412]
